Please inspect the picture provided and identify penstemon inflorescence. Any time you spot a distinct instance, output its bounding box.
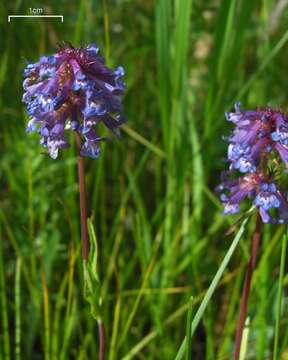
[218,102,288,224]
[23,41,126,159]
[22,42,126,360]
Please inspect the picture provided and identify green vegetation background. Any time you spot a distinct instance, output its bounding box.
[1,0,288,359]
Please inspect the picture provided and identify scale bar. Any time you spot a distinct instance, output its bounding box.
[8,15,64,22]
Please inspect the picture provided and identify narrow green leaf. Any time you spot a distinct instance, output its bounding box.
[185,296,194,360]
[273,233,287,359]
[0,236,10,360]
[121,124,166,159]
[83,218,102,321]
[51,274,68,360]
[155,0,172,147]
[235,29,288,100]
[173,0,193,97]
[174,218,248,360]
[239,317,250,360]
[15,258,21,360]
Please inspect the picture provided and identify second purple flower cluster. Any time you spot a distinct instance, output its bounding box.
[218,102,288,224]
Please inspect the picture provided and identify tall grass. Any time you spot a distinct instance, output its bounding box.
[1,0,288,358]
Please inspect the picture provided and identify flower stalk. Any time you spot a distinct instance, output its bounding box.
[76,134,106,359]
[23,42,125,360]
[234,212,262,360]
[75,133,90,260]
[97,319,106,360]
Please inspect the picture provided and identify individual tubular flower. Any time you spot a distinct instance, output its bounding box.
[23,42,126,159]
[218,102,288,224]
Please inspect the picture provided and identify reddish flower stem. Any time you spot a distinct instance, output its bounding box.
[98,320,106,360]
[75,134,106,359]
[234,213,262,359]
[75,133,90,261]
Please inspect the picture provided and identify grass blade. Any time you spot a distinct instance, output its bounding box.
[15,258,21,360]
[185,296,194,360]
[235,29,288,100]
[155,0,171,147]
[41,263,50,360]
[121,124,166,159]
[118,235,162,348]
[239,317,250,360]
[0,237,10,360]
[273,233,287,359]
[173,0,193,97]
[174,218,248,360]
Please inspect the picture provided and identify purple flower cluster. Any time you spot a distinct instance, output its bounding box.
[218,102,288,224]
[23,42,126,159]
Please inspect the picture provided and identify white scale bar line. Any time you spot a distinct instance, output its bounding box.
[8,15,64,22]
